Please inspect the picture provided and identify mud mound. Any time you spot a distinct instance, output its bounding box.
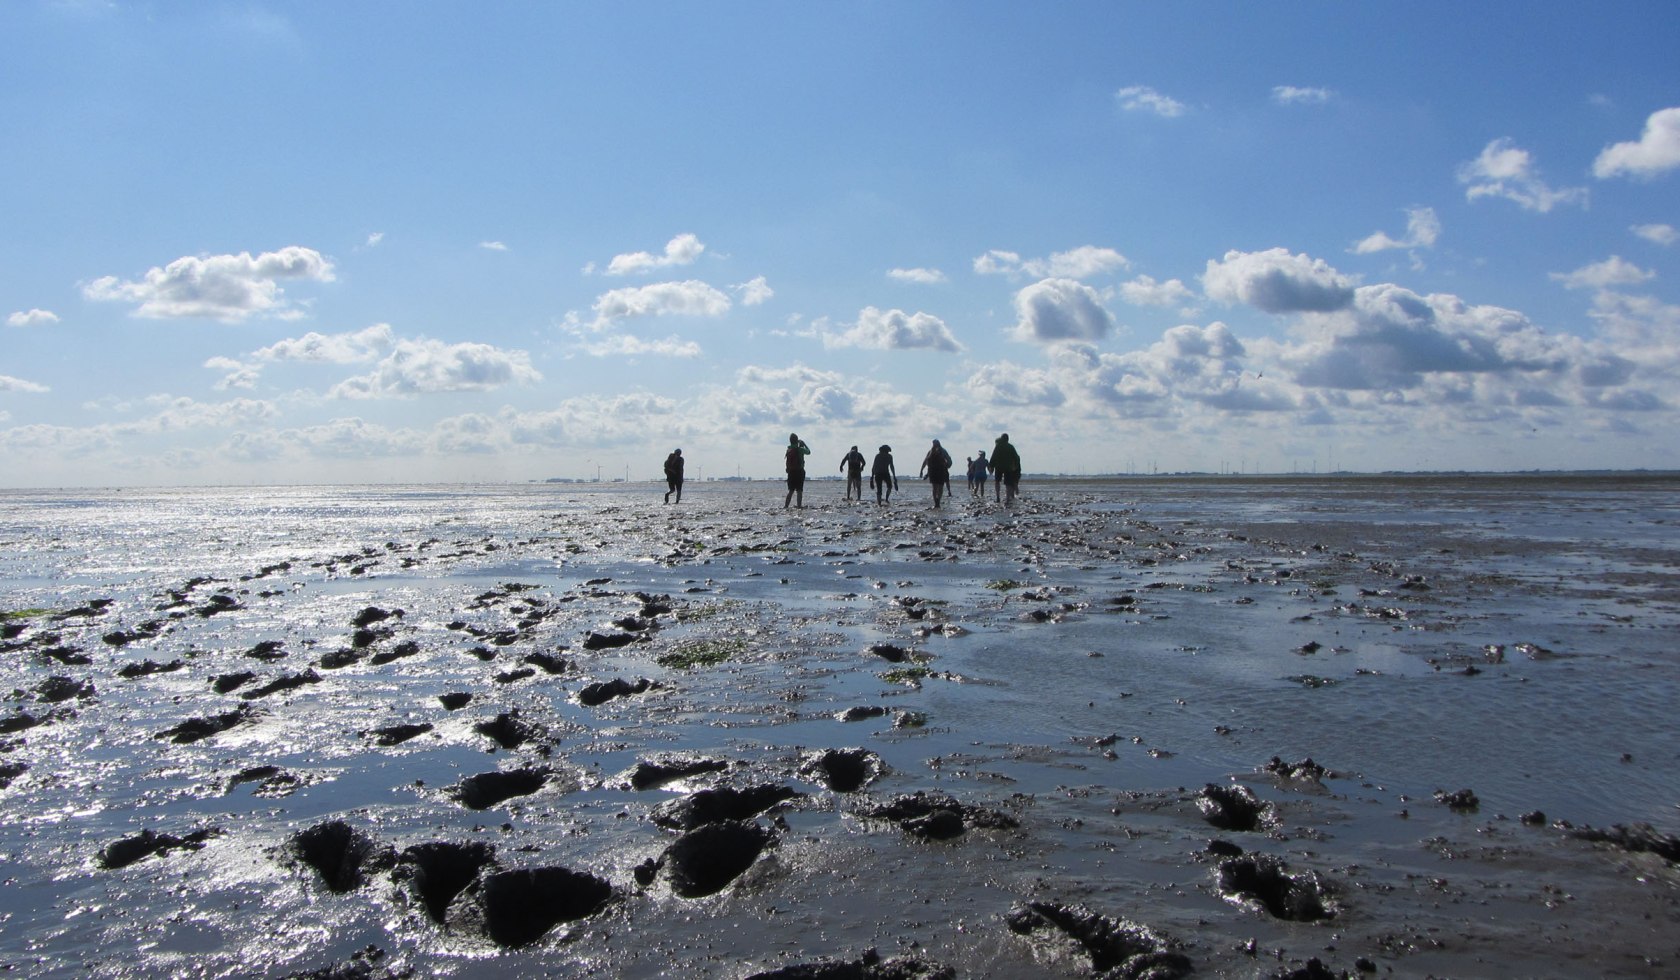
[1216,854,1334,921]
[1004,901,1191,978]
[802,748,884,793]
[626,756,728,790]
[473,710,542,750]
[289,821,395,893]
[657,820,774,898]
[452,768,550,810]
[155,705,256,744]
[448,866,614,947]
[1568,823,1680,863]
[577,677,656,706]
[365,722,433,746]
[652,784,800,831]
[1197,783,1274,832]
[746,947,955,979]
[394,841,498,923]
[99,827,220,870]
[864,792,1019,840]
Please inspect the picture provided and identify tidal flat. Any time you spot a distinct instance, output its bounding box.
[1,475,1677,978]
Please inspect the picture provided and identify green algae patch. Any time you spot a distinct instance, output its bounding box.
[1,609,53,621]
[984,579,1027,591]
[879,667,932,688]
[658,638,747,670]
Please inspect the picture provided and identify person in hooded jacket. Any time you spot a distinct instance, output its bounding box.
[919,439,953,508]
[870,444,899,505]
[989,433,1022,505]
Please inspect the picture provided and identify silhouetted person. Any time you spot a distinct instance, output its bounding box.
[989,432,1021,505]
[840,445,867,501]
[919,439,953,508]
[969,450,989,497]
[784,433,810,508]
[663,448,685,504]
[871,444,899,504]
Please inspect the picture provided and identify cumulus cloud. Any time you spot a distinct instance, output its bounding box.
[734,275,773,306]
[1593,107,1680,179]
[256,323,396,363]
[506,393,684,449]
[1011,278,1117,344]
[7,309,60,328]
[605,233,706,275]
[964,361,1064,407]
[707,363,915,428]
[364,232,385,248]
[1457,139,1588,212]
[974,246,1128,280]
[591,280,732,329]
[203,356,260,391]
[290,417,424,458]
[0,374,50,393]
[480,240,509,252]
[889,267,946,285]
[1203,248,1357,314]
[822,307,963,353]
[1119,275,1196,308]
[1272,85,1332,105]
[329,338,541,399]
[83,246,336,321]
[577,334,703,358]
[1353,207,1441,254]
[1115,85,1185,117]
[1632,223,1678,246]
[1550,256,1655,291]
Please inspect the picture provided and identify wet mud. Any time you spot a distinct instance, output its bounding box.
[2,475,1679,977]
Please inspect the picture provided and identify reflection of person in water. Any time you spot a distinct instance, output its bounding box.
[969,450,989,498]
[870,444,898,505]
[662,448,685,504]
[919,439,953,509]
[839,445,867,501]
[784,433,811,509]
[989,432,1022,505]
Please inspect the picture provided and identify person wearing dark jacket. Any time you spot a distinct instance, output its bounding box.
[784,433,811,509]
[840,445,867,501]
[870,444,899,505]
[919,439,953,508]
[989,433,1021,505]
[662,448,685,504]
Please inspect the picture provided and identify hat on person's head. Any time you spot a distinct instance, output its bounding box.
[674,448,682,454]
[880,444,891,452]
[851,445,858,451]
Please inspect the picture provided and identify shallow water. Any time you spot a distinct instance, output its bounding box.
[1,475,1677,977]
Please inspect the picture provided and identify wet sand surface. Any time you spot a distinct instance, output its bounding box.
[1,475,1677,978]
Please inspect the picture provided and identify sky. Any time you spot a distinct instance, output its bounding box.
[3,2,1679,486]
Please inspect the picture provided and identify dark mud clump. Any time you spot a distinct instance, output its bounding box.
[746,947,956,979]
[281,944,404,980]
[0,762,27,789]
[1004,901,1192,978]
[577,676,656,706]
[1262,756,1330,782]
[155,705,256,744]
[393,840,498,923]
[1568,823,1680,863]
[34,675,95,703]
[242,668,322,700]
[864,792,1020,840]
[452,768,550,810]
[473,710,542,750]
[866,643,912,663]
[438,691,472,711]
[447,865,614,948]
[523,651,571,674]
[651,819,774,898]
[802,748,884,793]
[365,722,434,746]
[289,820,395,893]
[1197,783,1275,832]
[98,827,220,870]
[627,755,729,790]
[1216,854,1334,921]
[653,784,801,831]
[352,606,401,628]
[211,671,257,693]
[117,658,185,678]
[1433,788,1480,812]
[581,630,637,650]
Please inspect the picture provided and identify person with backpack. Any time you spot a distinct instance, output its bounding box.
[839,445,867,501]
[870,444,899,505]
[784,433,811,509]
[989,432,1022,505]
[918,439,953,508]
[662,448,685,504]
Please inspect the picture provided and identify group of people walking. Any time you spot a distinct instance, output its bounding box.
[660,433,1021,508]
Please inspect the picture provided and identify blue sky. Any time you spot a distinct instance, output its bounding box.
[3,2,1678,485]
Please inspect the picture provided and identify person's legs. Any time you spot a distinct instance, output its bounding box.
[674,479,683,504]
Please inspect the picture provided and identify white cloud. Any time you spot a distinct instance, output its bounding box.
[1115,85,1185,117]
[0,374,50,393]
[964,362,1064,407]
[365,232,385,248]
[255,323,396,363]
[480,240,509,252]
[605,233,706,275]
[1550,256,1655,291]
[83,246,336,321]
[888,267,947,285]
[329,338,541,399]
[974,246,1128,280]
[822,307,963,353]
[735,275,773,306]
[1593,107,1680,179]
[1632,223,1678,246]
[1119,275,1196,308]
[7,309,60,328]
[290,417,425,458]
[591,280,732,329]
[1011,278,1118,344]
[203,356,260,391]
[1457,139,1588,212]
[1272,86,1332,106]
[1203,248,1357,313]
[578,334,703,358]
[1353,207,1441,254]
